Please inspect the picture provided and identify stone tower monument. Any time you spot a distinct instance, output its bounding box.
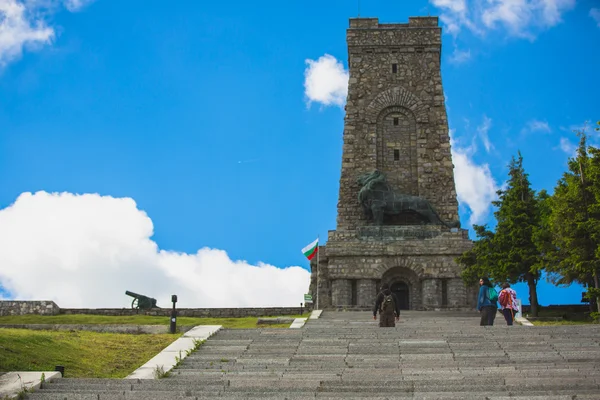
[310,16,474,310]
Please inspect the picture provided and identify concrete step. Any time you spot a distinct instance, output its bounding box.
[25,311,600,399]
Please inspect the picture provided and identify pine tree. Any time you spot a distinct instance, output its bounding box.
[457,152,543,316]
[491,152,541,316]
[548,129,600,313]
[532,189,554,276]
[457,225,496,286]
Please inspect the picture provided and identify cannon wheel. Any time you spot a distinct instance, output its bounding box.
[131,298,139,309]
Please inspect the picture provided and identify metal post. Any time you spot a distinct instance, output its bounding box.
[170,294,178,334]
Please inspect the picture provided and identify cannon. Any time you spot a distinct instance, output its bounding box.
[125,290,158,310]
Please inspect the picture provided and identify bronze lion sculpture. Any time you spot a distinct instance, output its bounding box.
[357,170,460,228]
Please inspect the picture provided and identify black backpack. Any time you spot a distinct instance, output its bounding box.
[380,293,395,314]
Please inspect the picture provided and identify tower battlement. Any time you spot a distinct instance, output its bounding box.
[347,17,442,50]
[349,16,439,29]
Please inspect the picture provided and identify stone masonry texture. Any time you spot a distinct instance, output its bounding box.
[0,300,60,316]
[0,301,310,317]
[310,17,475,310]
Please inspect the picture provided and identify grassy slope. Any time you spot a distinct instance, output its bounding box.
[0,329,179,377]
[0,314,302,376]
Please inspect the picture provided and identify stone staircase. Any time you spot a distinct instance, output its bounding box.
[26,311,600,399]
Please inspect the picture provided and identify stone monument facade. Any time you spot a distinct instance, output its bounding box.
[310,16,475,310]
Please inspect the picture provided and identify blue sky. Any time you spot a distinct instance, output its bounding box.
[0,0,598,307]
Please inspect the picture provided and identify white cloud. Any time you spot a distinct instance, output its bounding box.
[304,54,349,108]
[0,0,54,67]
[450,129,499,226]
[590,8,600,28]
[558,137,576,156]
[431,0,576,39]
[63,0,94,12]
[0,191,310,308]
[432,0,480,35]
[448,47,471,64]
[0,0,90,68]
[524,119,551,133]
[477,115,493,152]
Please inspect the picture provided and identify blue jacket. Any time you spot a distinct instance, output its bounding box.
[477,285,498,310]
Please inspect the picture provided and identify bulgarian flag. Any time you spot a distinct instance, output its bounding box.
[301,238,319,260]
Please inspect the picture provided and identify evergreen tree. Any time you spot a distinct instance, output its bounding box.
[548,129,600,313]
[532,189,554,281]
[491,152,541,316]
[458,152,543,316]
[457,225,496,286]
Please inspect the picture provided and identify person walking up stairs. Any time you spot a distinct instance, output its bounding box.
[373,283,400,327]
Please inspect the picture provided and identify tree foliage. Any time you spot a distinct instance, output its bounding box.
[458,152,543,315]
[547,128,600,312]
[458,121,600,315]
[458,225,495,286]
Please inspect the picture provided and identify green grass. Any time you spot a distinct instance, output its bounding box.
[0,329,180,378]
[531,320,596,326]
[0,314,304,378]
[0,314,304,328]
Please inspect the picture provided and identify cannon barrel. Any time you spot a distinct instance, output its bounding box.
[125,290,158,309]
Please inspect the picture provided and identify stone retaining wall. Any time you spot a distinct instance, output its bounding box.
[522,304,590,313]
[0,301,60,316]
[0,301,311,317]
[60,307,310,317]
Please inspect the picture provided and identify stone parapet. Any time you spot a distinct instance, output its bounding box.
[59,307,310,317]
[0,300,60,316]
[0,303,310,317]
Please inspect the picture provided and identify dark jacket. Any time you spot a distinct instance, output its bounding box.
[373,289,400,317]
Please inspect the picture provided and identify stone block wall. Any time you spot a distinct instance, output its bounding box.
[357,279,376,307]
[422,279,442,309]
[309,246,332,309]
[0,301,60,316]
[0,301,310,317]
[331,279,352,306]
[447,278,467,307]
[466,285,479,309]
[59,307,310,317]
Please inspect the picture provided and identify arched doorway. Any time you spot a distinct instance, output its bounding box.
[380,265,421,310]
[390,281,410,310]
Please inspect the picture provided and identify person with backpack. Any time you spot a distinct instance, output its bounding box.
[477,277,498,326]
[373,283,400,327]
[498,283,518,326]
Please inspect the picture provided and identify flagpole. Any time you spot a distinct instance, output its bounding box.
[316,235,320,310]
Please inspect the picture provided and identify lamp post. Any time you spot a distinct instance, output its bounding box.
[170,294,178,334]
